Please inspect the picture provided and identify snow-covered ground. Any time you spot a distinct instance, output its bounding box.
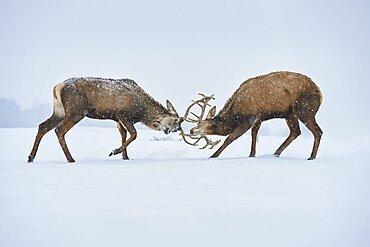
[0,126,369,247]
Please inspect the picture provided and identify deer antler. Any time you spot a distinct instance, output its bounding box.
[179,128,221,149]
[179,93,221,150]
[181,93,215,123]
[179,129,203,146]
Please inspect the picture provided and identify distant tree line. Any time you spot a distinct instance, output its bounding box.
[0,98,51,127]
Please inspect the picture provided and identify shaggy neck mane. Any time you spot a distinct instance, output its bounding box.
[212,90,241,136]
[139,91,169,127]
[218,90,239,118]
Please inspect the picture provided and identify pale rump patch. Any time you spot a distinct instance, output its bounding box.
[53,82,65,117]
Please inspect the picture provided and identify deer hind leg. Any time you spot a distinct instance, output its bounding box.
[109,114,137,158]
[54,88,87,163]
[28,114,63,162]
[295,91,323,160]
[300,117,323,160]
[249,121,261,157]
[55,115,84,163]
[116,121,129,160]
[274,115,301,157]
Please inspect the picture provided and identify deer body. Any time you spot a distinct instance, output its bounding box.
[190,71,323,160]
[28,77,181,163]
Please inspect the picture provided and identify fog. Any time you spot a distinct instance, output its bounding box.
[1,0,369,133]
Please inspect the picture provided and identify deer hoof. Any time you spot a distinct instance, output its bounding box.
[307,156,315,160]
[249,154,255,158]
[109,149,119,157]
[273,153,280,157]
[27,155,34,163]
[68,159,75,163]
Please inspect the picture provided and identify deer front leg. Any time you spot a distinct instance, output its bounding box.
[210,122,251,158]
[249,121,261,157]
[109,115,137,158]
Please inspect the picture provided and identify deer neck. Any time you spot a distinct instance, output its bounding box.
[212,112,239,136]
[141,98,169,129]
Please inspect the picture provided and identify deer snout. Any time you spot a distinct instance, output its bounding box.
[190,127,200,135]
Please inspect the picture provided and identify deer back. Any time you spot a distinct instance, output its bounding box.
[222,72,322,117]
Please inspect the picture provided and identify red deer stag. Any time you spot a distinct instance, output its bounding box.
[28,77,182,163]
[181,71,323,160]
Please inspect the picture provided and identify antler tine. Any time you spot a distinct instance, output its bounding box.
[182,93,215,123]
[197,94,214,121]
[199,135,221,150]
[198,93,215,99]
[186,118,200,123]
[179,129,203,146]
[179,128,221,150]
[190,112,200,119]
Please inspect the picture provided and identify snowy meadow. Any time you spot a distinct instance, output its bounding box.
[0,125,369,247]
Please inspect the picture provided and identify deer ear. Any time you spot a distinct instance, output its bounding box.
[206,106,216,119]
[166,100,179,116]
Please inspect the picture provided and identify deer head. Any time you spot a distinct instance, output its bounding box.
[153,100,183,134]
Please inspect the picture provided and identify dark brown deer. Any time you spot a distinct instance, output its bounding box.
[181,71,323,160]
[28,77,182,163]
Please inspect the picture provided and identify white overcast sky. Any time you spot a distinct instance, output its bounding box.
[1,0,369,130]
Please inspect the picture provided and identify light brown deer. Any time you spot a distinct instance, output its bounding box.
[181,71,323,160]
[28,77,182,163]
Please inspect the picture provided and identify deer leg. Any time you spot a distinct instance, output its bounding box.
[249,121,261,157]
[28,114,63,162]
[116,121,129,160]
[109,116,137,158]
[274,115,301,157]
[299,117,323,160]
[54,115,84,163]
[210,122,251,158]
[294,91,323,160]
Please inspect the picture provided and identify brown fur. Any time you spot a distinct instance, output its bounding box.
[191,71,323,160]
[28,77,181,163]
